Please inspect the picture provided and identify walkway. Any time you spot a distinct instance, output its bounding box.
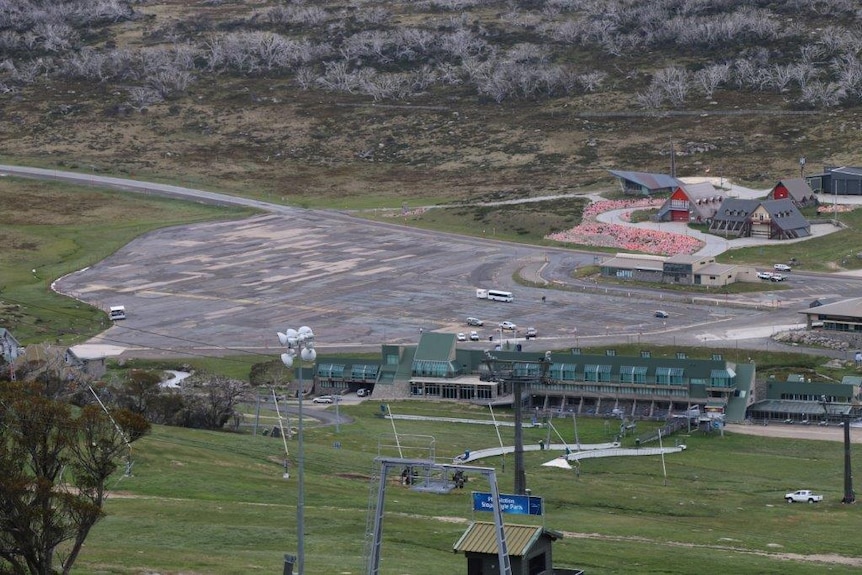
[453,441,620,464]
[389,413,689,468]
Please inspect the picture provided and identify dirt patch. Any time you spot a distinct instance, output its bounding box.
[336,472,373,481]
[725,423,862,443]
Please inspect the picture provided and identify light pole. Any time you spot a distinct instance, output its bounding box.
[277,326,317,575]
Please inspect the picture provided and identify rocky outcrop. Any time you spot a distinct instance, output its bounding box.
[772,329,857,351]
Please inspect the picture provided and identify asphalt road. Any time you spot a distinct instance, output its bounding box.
[3,164,861,361]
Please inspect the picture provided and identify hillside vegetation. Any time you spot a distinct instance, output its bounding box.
[1,0,861,207]
[72,401,862,575]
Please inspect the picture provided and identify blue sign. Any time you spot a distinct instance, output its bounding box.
[472,492,543,516]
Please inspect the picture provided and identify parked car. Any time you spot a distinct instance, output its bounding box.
[466,317,484,326]
[757,271,774,280]
[770,273,786,282]
[469,331,480,341]
[312,395,333,404]
[773,263,792,272]
[654,310,669,318]
[457,332,467,341]
[356,388,368,397]
[499,321,517,331]
[785,489,823,503]
[525,327,537,339]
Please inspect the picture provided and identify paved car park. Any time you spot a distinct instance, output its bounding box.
[20,165,859,361]
[56,205,854,361]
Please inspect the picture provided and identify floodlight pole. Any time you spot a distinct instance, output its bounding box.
[297,361,305,574]
[278,326,317,575]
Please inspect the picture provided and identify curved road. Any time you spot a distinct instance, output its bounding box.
[2,164,860,361]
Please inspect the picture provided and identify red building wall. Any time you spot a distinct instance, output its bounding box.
[669,188,689,221]
[772,184,789,200]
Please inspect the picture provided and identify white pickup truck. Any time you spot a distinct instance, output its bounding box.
[785,489,823,503]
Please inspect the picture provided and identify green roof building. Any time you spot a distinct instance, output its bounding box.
[313,333,759,423]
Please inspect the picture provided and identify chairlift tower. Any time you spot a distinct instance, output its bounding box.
[482,351,552,495]
[366,458,511,575]
[820,396,855,504]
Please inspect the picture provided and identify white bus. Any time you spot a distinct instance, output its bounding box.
[485,289,514,302]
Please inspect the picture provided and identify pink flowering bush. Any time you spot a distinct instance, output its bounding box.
[817,204,854,214]
[546,198,704,256]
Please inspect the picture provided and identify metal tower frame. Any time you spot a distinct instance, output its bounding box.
[366,457,512,575]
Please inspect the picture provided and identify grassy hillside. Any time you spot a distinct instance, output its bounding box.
[74,400,862,574]
[0,0,860,209]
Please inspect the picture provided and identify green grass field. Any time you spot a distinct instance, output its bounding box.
[73,400,862,575]
[0,176,258,343]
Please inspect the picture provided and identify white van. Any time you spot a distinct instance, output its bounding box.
[109,306,126,321]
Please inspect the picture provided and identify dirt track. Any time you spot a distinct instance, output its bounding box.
[726,422,862,443]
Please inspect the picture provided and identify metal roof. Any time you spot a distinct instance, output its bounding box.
[830,166,862,176]
[799,297,862,318]
[608,170,680,190]
[748,399,852,416]
[453,521,561,557]
[679,181,721,200]
[715,198,758,222]
[415,332,456,360]
[758,199,810,235]
[601,254,665,272]
[773,178,814,201]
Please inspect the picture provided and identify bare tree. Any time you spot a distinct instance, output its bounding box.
[317,60,364,93]
[439,29,488,60]
[693,63,729,99]
[360,71,413,101]
[147,67,193,98]
[769,64,795,94]
[435,62,463,86]
[789,61,820,91]
[655,66,689,106]
[732,58,760,90]
[831,53,862,104]
[578,70,607,93]
[294,65,316,90]
[264,4,327,27]
[798,79,844,108]
[635,85,665,110]
[126,86,163,108]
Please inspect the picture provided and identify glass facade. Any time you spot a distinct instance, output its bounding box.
[317,363,345,379]
[655,367,685,385]
[412,359,457,378]
[351,364,379,381]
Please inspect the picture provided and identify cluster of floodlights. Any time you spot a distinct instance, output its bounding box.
[277,326,317,367]
[276,325,316,575]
